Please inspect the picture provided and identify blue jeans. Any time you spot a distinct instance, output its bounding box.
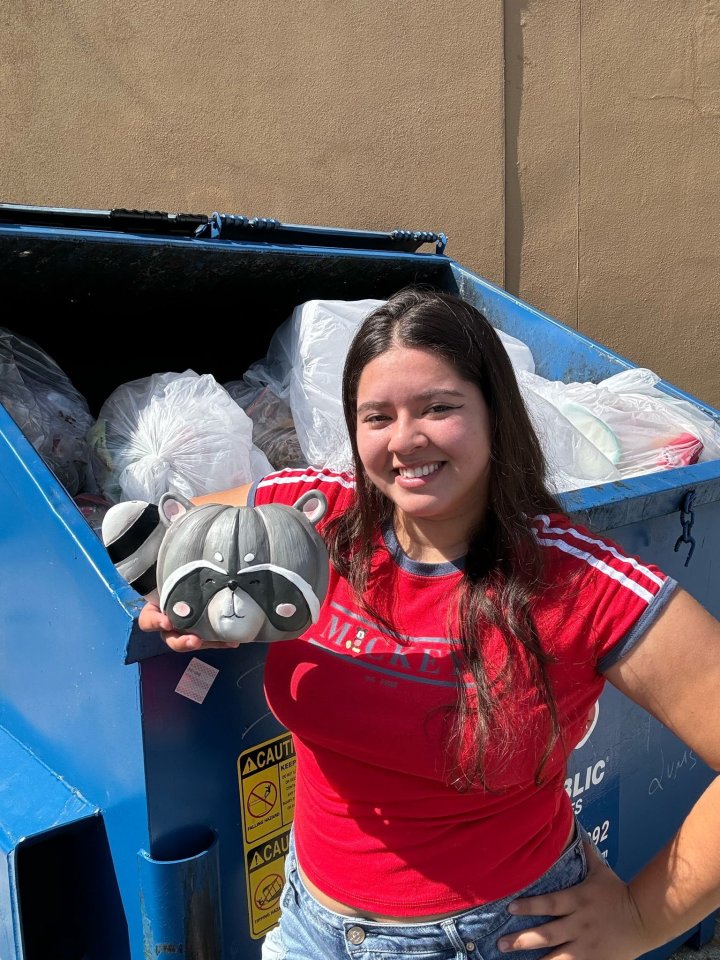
[261,825,590,960]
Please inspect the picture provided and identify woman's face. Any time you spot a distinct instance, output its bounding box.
[355,344,492,541]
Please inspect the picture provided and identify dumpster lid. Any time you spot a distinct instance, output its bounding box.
[0,203,448,254]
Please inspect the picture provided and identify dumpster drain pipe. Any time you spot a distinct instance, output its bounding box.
[138,829,223,959]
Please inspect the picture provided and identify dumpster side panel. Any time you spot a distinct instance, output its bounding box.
[0,407,151,956]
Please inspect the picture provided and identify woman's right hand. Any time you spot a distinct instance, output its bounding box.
[137,601,241,652]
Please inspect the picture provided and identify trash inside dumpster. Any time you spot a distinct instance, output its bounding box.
[0,202,719,960]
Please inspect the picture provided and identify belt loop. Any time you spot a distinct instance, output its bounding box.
[441,916,467,952]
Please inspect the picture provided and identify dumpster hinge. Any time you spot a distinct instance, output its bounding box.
[390,229,448,255]
[200,212,448,253]
[673,490,697,567]
[206,212,280,239]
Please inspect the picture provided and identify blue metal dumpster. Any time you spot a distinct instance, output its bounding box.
[0,203,717,959]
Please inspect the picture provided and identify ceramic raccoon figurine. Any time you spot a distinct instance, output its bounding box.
[102,490,329,645]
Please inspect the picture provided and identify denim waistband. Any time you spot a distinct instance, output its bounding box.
[283,821,589,947]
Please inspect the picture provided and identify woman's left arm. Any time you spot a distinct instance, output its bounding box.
[498,587,720,959]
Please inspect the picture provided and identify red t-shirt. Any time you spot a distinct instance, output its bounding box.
[251,467,677,915]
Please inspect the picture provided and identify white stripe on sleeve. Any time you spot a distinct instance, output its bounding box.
[534,515,664,588]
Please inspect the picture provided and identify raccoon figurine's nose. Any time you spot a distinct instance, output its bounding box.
[227,579,239,591]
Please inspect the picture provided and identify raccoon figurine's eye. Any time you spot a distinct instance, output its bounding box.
[275,603,297,618]
[204,577,216,585]
[173,601,192,618]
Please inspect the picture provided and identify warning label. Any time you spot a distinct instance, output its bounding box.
[244,828,291,937]
[238,734,296,939]
[239,733,296,845]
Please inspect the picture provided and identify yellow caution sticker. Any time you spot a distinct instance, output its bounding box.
[238,733,296,939]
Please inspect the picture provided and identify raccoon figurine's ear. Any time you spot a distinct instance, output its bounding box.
[101,500,164,601]
[291,490,328,527]
[158,491,196,527]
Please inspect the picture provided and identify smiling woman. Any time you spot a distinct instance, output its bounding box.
[139,286,720,960]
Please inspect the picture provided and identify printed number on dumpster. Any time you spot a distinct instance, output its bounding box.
[590,820,610,845]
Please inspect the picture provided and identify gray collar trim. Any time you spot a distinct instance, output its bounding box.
[381,520,465,576]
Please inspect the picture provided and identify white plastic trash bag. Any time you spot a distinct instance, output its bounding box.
[288,299,386,471]
[495,328,536,376]
[517,367,720,489]
[88,370,259,503]
[517,377,622,493]
[598,368,720,472]
[242,299,384,472]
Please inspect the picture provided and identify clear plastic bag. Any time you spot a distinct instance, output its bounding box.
[517,375,622,493]
[599,368,720,471]
[518,367,720,489]
[242,320,294,401]
[88,370,260,503]
[73,493,114,536]
[225,379,306,470]
[0,328,95,495]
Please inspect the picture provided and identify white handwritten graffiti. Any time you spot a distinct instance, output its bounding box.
[648,747,698,796]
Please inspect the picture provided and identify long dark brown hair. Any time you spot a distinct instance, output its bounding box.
[323,286,566,790]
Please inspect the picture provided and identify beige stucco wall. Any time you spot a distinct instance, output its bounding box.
[1,0,719,405]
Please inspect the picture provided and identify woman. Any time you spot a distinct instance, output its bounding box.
[139,287,720,959]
